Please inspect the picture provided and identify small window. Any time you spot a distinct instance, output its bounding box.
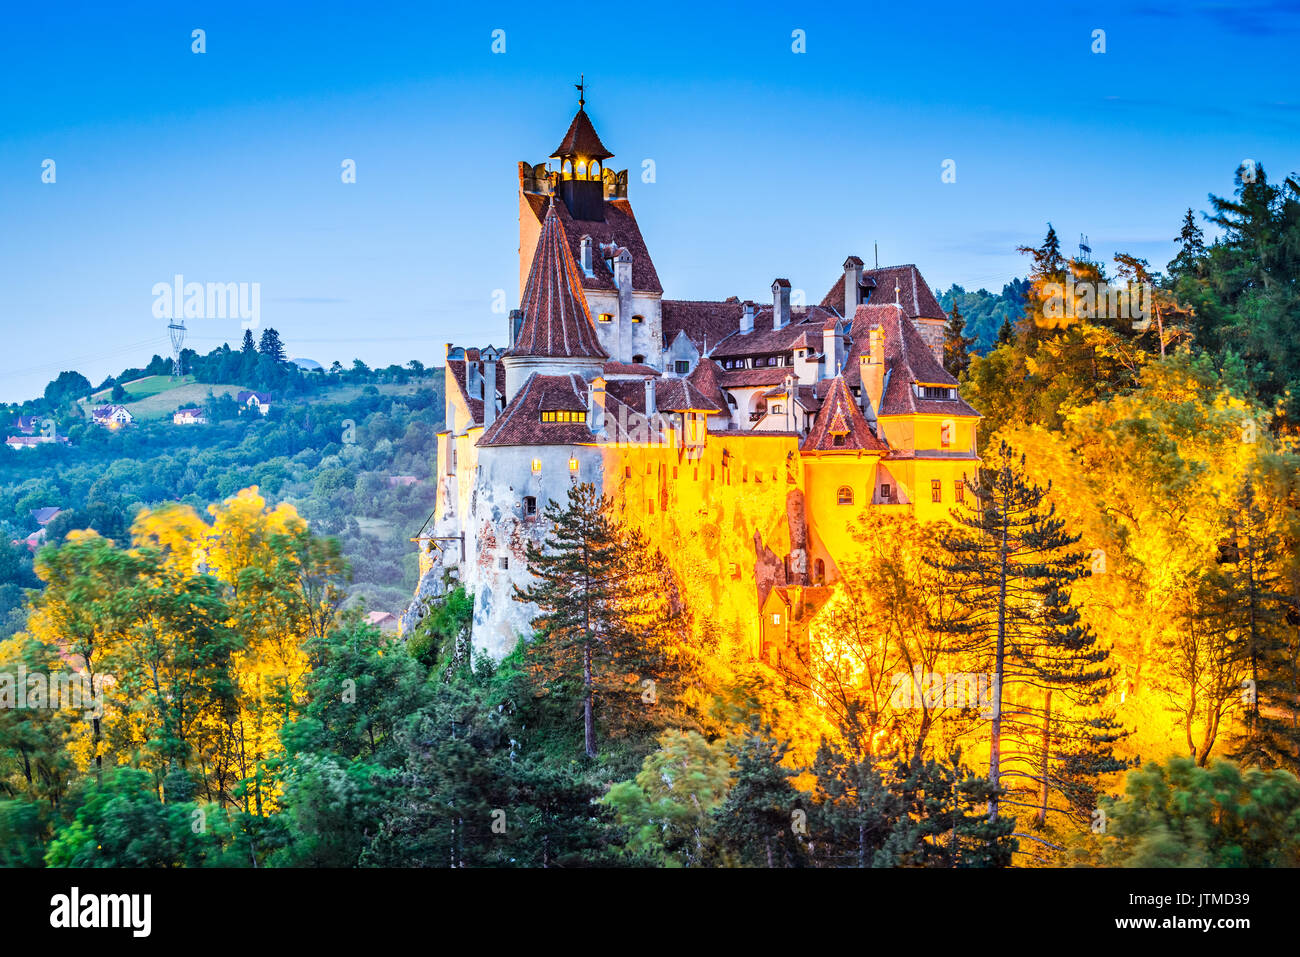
[672,466,678,479]
[675,360,690,374]
[955,479,964,503]
[880,483,892,502]
[940,421,954,446]
[498,557,509,570]
[693,467,699,481]
[773,613,782,625]
[837,486,853,506]
[523,496,537,516]
[771,404,784,414]
[632,314,644,324]
[625,465,632,478]
[742,465,749,482]
[931,479,942,502]
[814,559,825,583]
[633,354,646,364]
[598,313,613,323]
[832,434,845,447]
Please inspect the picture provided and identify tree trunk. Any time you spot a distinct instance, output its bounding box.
[583,640,596,758]
[1036,689,1052,827]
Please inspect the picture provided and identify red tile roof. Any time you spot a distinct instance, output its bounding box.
[602,361,660,378]
[523,193,662,292]
[551,108,613,161]
[661,300,745,354]
[507,204,608,361]
[845,304,978,418]
[800,376,888,453]
[710,306,839,358]
[820,264,947,319]
[718,367,791,389]
[656,378,724,413]
[477,373,593,448]
[685,357,730,414]
[448,359,508,425]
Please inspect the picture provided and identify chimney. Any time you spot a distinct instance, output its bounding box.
[588,376,607,436]
[741,300,755,335]
[580,235,594,276]
[615,248,634,361]
[508,309,524,348]
[843,256,864,318]
[481,358,497,427]
[644,376,657,418]
[862,325,886,420]
[772,279,791,330]
[821,325,842,380]
[444,343,456,430]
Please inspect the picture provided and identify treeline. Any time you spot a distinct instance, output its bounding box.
[0,383,444,636]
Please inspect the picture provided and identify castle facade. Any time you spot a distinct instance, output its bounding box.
[406,100,981,663]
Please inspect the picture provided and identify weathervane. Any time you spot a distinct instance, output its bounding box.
[576,73,585,109]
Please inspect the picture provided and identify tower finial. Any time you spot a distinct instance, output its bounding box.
[576,73,585,109]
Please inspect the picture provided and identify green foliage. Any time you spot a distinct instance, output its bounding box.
[1091,757,1300,867]
[602,728,731,866]
[709,721,807,867]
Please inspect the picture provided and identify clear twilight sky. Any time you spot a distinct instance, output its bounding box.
[1,0,1298,403]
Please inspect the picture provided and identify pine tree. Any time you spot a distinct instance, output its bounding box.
[944,301,975,377]
[936,441,1126,827]
[996,315,1014,345]
[240,329,256,354]
[1167,207,1206,278]
[1217,483,1300,772]
[258,327,286,362]
[710,721,807,867]
[514,481,672,758]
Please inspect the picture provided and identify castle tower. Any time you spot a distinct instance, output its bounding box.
[550,96,613,223]
[502,202,608,400]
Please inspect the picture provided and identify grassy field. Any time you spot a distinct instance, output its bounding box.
[87,374,192,402]
[80,379,249,422]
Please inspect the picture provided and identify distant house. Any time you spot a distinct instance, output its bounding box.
[31,507,62,526]
[13,415,37,434]
[91,405,134,429]
[236,391,272,415]
[365,611,400,633]
[5,434,69,450]
[173,407,206,425]
[11,528,46,553]
[388,475,419,488]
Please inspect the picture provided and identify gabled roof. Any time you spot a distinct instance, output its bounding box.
[710,306,839,359]
[800,376,888,453]
[820,264,946,319]
[551,108,614,161]
[661,299,745,354]
[31,507,61,525]
[685,357,730,414]
[507,203,608,360]
[523,192,662,291]
[655,378,724,413]
[477,373,593,447]
[844,304,978,418]
[603,361,661,378]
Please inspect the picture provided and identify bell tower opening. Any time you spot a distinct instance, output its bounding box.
[551,77,612,223]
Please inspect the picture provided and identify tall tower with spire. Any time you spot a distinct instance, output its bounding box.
[517,85,665,369]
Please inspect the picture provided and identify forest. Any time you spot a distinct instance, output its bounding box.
[1,164,1298,868]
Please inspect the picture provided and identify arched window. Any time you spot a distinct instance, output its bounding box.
[633,354,646,364]
[576,160,587,177]
[562,159,572,178]
[523,495,537,516]
[837,486,853,506]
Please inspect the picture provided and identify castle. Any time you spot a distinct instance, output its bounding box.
[406,96,981,664]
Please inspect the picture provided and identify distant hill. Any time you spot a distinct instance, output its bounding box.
[937,279,1029,354]
[80,376,250,422]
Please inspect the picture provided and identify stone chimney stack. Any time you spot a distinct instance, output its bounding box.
[843,256,864,317]
[741,300,755,335]
[772,279,791,331]
[862,325,886,421]
[588,376,607,436]
[614,248,634,361]
[444,343,456,430]
[822,325,843,380]
[508,309,524,348]
[481,357,497,427]
[644,376,657,418]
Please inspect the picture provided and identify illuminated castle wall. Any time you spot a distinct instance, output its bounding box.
[404,99,981,661]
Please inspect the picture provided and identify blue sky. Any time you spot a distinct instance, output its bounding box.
[2,0,1298,403]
